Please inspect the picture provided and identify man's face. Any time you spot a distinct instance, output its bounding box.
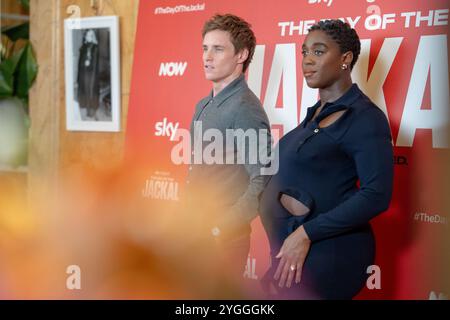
[202,30,243,84]
[301,30,347,89]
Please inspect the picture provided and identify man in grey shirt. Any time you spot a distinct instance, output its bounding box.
[186,14,271,277]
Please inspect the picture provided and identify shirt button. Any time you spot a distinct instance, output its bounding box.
[189,166,193,171]
[314,128,319,133]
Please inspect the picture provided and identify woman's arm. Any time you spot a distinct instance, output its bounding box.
[302,106,394,242]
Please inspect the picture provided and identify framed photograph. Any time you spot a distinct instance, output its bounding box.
[64,16,120,132]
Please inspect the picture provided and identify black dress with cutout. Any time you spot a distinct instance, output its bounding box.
[259,84,394,299]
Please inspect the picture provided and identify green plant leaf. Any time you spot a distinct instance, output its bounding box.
[0,71,13,98]
[15,43,38,100]
[0,48,24,98]
[1,23,30,41]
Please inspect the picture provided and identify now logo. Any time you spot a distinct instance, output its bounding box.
[159,62,188,77]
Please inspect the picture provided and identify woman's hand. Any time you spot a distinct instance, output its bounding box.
[274,225,311,288]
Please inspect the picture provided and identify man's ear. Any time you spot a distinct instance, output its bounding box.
[342,51,354,68]
[237,48,249,64]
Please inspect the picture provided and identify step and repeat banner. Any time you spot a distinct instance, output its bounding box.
[125,0,449,299]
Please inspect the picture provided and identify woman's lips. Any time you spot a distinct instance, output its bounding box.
[303,71,316,78]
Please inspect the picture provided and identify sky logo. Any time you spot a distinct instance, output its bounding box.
[155,117,179,141]
[307,0,333,7]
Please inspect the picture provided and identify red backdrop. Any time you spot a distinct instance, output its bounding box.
[125,0,449,299]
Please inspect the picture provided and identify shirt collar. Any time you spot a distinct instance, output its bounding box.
[202,74,247,108]
[303,83,362,126]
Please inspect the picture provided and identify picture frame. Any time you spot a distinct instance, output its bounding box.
[64,16,120,132]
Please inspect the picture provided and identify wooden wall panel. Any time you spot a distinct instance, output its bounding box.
[1,0,28,26]
[28,0,139,200]
[58,0,138,174]
[28,0,62,204]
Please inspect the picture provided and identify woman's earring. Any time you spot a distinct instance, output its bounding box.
[341,64,348,70]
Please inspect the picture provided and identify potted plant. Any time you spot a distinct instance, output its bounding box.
[0,0,38,168]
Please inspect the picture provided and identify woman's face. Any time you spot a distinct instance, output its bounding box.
[85,30,96,43]
[301,30,348,89]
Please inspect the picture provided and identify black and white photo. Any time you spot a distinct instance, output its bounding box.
[64,16,120,131]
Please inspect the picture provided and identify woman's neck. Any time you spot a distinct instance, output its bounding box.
[319,76,353,105]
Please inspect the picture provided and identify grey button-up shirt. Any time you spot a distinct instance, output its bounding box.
[187,74,271,226]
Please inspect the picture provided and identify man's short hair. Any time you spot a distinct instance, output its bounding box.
[202,14,256,73]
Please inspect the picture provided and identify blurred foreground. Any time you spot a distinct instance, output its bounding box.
[0,165,262,299]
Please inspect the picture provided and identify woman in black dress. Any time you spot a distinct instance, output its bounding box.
[259,19,394,299]
[77,29,100,119]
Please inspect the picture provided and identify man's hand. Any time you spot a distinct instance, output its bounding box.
[214,211,249,241]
